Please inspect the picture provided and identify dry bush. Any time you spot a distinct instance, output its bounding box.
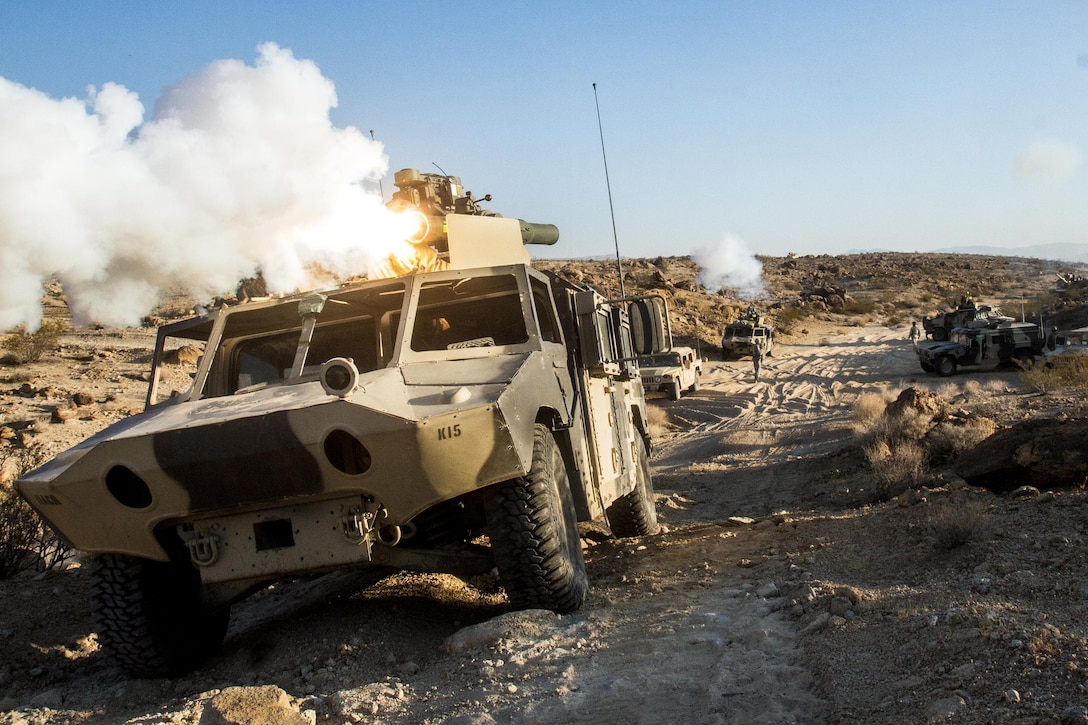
[852,392,889,425]
[1018,356,1088,394]
[874,406,933,443]
[851,392,892,439]
[961,379,982,399]
[863,437,929,500]
[925,417,997,464]
[775,306,815,335]
[0,446,71,579]
[645,402,670,439]
[1,320,68,364]
[930,500,989,549]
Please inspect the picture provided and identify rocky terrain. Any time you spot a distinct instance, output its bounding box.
[2,252,1088,724]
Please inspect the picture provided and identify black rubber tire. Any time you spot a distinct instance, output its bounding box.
[606,437,659,537]
[668,380,682,401]
[920,362,935,373]
[721,346,729,362]
[689,371,700,393]
[92,553,230,678]
[932,327,948,342]
[935,355,957,377]
[486,424,588,613]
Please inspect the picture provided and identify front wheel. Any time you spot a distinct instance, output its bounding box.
[920,362,935,373]
[935,355,957,377]
[689,371,700,392]
[932,327,948,342]
[668,380,682,401]
[606,437,659,537]
[486,424,588,613]
[92,553,230,677]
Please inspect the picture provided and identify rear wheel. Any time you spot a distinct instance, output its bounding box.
[606,437,659,537]
[486,424,588,613]
[92,553,230,677]
[935,355,957,377]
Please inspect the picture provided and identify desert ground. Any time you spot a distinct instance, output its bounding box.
[2,253,1088,724]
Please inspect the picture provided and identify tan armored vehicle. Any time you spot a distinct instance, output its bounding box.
[720,306,774,360]
[638,346,702,400]
[16,170,663,677]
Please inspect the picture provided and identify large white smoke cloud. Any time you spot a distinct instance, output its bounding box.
[0,43,413,329]
[694,234,765,299]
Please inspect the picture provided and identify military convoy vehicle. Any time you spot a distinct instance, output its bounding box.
[720,306,774,360]
[921,297,1003,341]
[15,169,664,677]
[638,345,702,400]
[916,319,1043,376]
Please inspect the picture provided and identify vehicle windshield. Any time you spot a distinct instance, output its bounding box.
[640,353,681,367]
[410,274,527,352]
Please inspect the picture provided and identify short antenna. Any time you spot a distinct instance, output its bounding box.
[593,83,626,298]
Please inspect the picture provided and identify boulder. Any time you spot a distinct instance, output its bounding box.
[885,387,950,422]
[954,418,1088,491]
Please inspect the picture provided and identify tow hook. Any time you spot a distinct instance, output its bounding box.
[178,525,220,567]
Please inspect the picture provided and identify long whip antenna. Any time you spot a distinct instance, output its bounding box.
[593,83,626,298]
[369,130,385,200]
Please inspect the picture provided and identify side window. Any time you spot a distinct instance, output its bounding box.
[531,277,562,343]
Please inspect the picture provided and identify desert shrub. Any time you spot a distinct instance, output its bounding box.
[863,437,929,500]
[852,392,889,426]
[843,299,877,316]
[1,320,68,364]
[924,417,997,464]
[774,306,816,335]
[0,446,70,579]
[930,500,989,549]
[1018,356,1088,394]
[645,402,670,439]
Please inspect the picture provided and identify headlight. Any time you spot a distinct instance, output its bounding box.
[321,357,359,397]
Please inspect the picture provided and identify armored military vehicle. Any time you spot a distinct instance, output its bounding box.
[638,346,702,400]
[921,297,1003,341]
[721,306,774,360]
[16,169,663,677]
[916,319,1043,376]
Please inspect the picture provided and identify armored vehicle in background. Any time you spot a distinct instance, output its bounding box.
[1044,327,1088,368]
[916,319,1043,376]
[922,297,1003,341]
[16,169,663,677]
[721,306,774,360]
[638,346,702,400]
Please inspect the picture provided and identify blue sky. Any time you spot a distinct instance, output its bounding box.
[2,1,1087,261]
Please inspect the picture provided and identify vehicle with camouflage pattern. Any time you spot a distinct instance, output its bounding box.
[15,169,663,677]
[921,297,1003,342]
[916,318,1043,376]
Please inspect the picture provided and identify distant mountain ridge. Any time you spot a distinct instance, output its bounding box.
[929,243,1088,264]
